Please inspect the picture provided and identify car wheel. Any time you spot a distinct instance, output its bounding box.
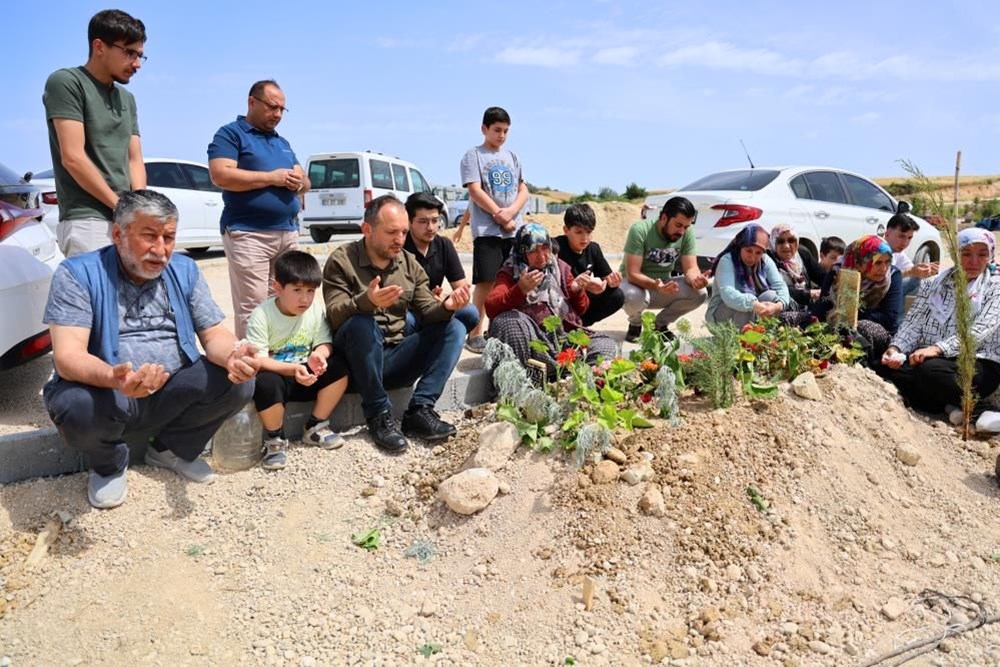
[310,227,333,244]
[913,242,939,265]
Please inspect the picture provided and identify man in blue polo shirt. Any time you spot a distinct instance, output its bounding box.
[208,79,310,337]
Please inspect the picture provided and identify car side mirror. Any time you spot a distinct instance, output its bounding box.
[23,171,33,182]
[896,200,911,214]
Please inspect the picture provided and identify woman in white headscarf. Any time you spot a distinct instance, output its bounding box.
[881,228,1000,431]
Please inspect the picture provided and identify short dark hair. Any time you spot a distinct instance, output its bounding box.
[364,194,403,227]
[482,107,511,127]
[820,236,847,255]
[88,9,146,56]
[405,192,443,220]
[886,213,919,233]
[274,250,321,287]
[660,196,696,221]
[564,203,596,231]
[249,79,280,98]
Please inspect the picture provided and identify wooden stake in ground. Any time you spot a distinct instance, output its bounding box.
[25,518,61,568]
[835,269,861,329]
[582,577,596,611]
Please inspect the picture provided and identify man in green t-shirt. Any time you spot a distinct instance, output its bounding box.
[43,9,147,257]
[620,196,709,342]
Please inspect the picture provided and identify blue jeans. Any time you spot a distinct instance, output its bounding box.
[405,303,479,336]
[335,314,465,419]
[43,357,254,476]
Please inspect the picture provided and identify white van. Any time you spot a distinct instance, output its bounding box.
[301,151,445,242]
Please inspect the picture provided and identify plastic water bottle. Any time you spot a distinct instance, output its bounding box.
[210,401,263,472]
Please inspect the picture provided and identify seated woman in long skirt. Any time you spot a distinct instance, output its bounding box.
[881,228,1000,432]
[813,235,902,362]
[706,223,791,327]
[486,223,617,376]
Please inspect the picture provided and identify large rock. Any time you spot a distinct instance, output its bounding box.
[895,444,921,467]
[622,461,655,485]
[791,372,823,401]
[638,485,666,517]
[438,468,500,515]
[591,460,620,484]
[464,421,520,471]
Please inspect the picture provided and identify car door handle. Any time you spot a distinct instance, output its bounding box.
[866,216,879,223]
[205,201,220,206]
[814,210,830,219]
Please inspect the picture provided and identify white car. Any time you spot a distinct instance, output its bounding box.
[447,191,470,226]
[641,166,942,270]
[0,162,64,370]
[28,158,224,253]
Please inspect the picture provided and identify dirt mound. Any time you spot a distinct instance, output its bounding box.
[450,201,643,255]
[2,367,1000,665]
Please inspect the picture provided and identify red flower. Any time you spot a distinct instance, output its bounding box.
[641,392,653,403]
[819,359,829,370]
[677,353,692,364]
[556,348,578,367]
[740,323,754,333]
[595,378,606,389]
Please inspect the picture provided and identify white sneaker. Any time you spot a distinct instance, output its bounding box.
[974,411,1000,434]
[88,469,128,509]
[303,420,345,450]
[145,448,217,483]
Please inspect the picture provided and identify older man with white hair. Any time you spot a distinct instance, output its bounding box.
[42,189,259,509]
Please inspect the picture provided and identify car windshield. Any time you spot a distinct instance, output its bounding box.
[31,169,55,180]
[679,169,780,192]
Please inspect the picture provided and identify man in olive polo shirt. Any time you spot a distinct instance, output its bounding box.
[208,79,309,337]
[323,195,471,452]
[43,9,148,257]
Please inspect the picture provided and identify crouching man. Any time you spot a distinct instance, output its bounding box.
[42,190,259,509]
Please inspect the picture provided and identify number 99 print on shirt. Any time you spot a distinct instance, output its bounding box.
[459,144,525,238]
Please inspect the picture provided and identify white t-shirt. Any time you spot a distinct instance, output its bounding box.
[246,297,332,364]
[892,250,913,273]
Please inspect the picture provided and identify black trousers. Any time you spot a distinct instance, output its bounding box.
[43,357,254,476]
[882,357,1000,416]
[581,286,625,327]
[252,358,348,413]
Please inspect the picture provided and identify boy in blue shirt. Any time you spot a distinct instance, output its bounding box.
[246,251,348,470]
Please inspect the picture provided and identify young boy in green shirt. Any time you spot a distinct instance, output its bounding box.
[247,251,349,470]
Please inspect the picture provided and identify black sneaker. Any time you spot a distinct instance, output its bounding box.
[625,324,642,343]
[367,411,408,452]
[402,405,457,441]
[655,324,676,342]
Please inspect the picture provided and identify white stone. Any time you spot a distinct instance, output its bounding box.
[881,597,908,620]
[622,462,654,485]
[791,372,823,401]
[638,485,666,517]
[895,445,921,467]
[438,468,500,515]
[464,421,521,471]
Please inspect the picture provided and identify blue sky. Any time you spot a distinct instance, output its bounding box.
[2,0,998,193]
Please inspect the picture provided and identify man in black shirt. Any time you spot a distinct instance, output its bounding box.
[553,203,624,326]
[403,192,480,334]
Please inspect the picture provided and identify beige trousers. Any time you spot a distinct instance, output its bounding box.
[223,229,299,337]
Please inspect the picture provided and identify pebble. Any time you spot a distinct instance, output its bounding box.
[605,447,627,464]
[575,631,589,647]
[591,460,620,484]
[881,597,908,621]
[0,658,10,667]
[725,564,742,581]
[781,622,799,636]
[808,640,831,655]
[419,601,438,617]
[472,564,488,576]
[497,480,511,495]
[300,658,316,667]
[895,444,921,466]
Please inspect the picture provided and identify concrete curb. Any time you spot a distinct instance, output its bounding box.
[0,362,492,485]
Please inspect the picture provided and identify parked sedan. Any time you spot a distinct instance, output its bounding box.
[447,191,469,227]
[641,166,942,270]
[0,162,64,371]
[28,158,224,252]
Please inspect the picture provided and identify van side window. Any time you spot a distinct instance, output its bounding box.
[308,158,360,189]
[370,159,393,189]
[391,163,410,192]
[410,169,430,193]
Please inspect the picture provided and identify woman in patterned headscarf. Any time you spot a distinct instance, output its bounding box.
[813,235,902,362]
[767,224,826,310]
[706,223,791,326]
[486,223,617,375]
[882,228,1000,432]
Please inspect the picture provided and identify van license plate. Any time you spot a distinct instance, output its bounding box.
[321,196,345,206]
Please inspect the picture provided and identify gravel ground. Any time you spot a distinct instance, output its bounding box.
[2,366,1000,666]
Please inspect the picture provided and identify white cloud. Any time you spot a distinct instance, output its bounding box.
[592,46,638,66]
[850,111,881,124]
[658,41,803,76]
[496,47,580,68]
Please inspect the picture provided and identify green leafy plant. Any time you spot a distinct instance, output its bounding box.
[185,544,205,557]
[351,528,381,551]
[417,643,442,657]
[746,486,769,513]
[680,320,742,408]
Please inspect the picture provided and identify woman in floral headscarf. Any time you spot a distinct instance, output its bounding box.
[706,223,791,326]
[813,235,902,361]
[881,228,1000,432]
[486,223,617,375]
[766,224,826,310]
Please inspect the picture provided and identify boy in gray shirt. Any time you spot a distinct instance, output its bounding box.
[459,106,529,353]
